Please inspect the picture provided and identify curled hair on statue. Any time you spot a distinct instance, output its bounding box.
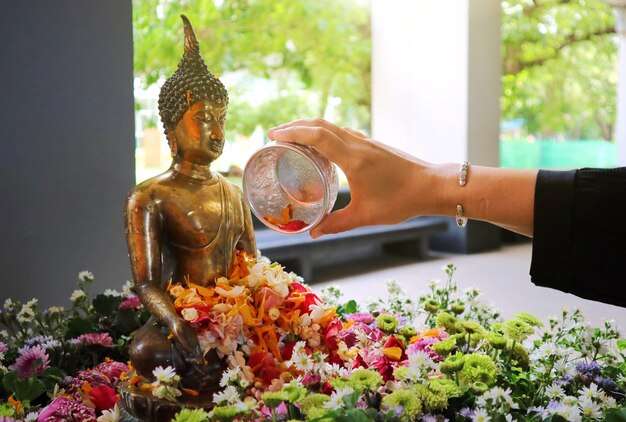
[158,14,229,137]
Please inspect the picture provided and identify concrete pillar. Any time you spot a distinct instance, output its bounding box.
[372,0,502,253]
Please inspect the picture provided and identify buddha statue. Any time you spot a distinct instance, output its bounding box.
[122,15,256,417]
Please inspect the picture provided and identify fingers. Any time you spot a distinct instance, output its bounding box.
[269,118,340,134]
[310,204,362,239]
[343,127,368,139]
[270,125,349,166]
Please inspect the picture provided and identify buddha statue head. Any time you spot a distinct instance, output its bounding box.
[158,15,228,164]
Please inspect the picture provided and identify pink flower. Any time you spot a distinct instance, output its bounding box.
[118,295,142,310]
[9,345,50,379]
[0,341,8,353]
[345,313,376,324]
[36,396,96,422]
[71,333,113,347]
[94,360,129,380]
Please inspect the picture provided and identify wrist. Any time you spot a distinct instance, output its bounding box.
[424,162,461,217]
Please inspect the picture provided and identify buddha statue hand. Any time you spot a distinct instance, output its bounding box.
[171,318,204,366]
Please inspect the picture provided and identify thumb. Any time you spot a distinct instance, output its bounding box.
[310,204,362,239]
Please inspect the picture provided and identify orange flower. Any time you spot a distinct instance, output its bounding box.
[382,347,403,361]
[8,396,21,414]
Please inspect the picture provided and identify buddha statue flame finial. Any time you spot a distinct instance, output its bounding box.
[158,14,229,134]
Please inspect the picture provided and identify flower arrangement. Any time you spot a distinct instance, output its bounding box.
[1,261,626,421]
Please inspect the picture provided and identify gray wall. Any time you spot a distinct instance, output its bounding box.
[0,2,135,306]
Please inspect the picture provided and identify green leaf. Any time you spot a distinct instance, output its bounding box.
[617,339,626,351]
[115,308,141,333]
[2,372,46,402]
[606,408,626,422]
[336,300,359,317]
[92,294,122,316]
[40,367,65,382]
[65,316,94,338]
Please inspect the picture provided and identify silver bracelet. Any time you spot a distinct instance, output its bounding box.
[456,204,467,228]
[459,161,470,186]
[456,161,470,227]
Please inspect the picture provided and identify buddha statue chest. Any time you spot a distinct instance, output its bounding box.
[161,178,227,249]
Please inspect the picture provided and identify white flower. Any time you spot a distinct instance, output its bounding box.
[16,305,36,323]
[293,351,313,372]
[181,307,199,322]
[553,404,581,422]
[47,306,64,315]
[70,289,86,302]
[0,330,7,339]
[578,383,600,400]
[219,366,242,387]
[324,387,354,410]
[579,397,602,419]
[122,280,134,296]
[97,403,121,422]
[471,408,490,422]
[601,394,617,409]
[545,383,565,399]
[213,385,240,405]
[215,285,245,298]
[103,289,121,297]
[3,299,14,310]
[427,279,440,289]
[152,384,182,400]
[78,270,94,281]
[152,366,177,384]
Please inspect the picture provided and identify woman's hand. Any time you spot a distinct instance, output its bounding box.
[268,118,437,238]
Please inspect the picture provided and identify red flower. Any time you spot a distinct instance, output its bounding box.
[373,356,396,382]
[87,384,117,411]
[325,318,343,351]
[383,335,407,361]
[247,351,280,385]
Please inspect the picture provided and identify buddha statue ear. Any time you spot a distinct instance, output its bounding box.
[167,131,178,157]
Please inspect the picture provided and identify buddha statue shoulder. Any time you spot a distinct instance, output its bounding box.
[123,15,256,395]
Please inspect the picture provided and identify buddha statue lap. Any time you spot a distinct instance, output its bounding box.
[120,15,256,420]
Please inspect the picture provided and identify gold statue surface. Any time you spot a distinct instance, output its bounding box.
[123,15,256,412]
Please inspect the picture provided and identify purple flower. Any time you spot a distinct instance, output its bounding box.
[0,341,7,354]
[118,295,142,310]
[36,397,96,422]
[8,345,50,379]
[576,360,601,375]
[24,336,60,350]
[458,407,474,418]
[70,333,113,347]
[345,313,376,324]
[593,375,620,393]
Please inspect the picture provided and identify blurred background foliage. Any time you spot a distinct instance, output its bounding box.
[501,0,617,140]
[133,0,372,139]
[133,0,619,178]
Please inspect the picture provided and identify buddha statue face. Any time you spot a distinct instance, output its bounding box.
[169,100,227,164]
[158,15,229,164]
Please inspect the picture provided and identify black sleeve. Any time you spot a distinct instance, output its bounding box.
[530,167,626,307]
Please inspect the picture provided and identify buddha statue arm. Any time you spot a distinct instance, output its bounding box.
[237,188,258,256]
[125,192,202,362]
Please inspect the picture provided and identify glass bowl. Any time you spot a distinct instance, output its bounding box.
[243,141,339,234]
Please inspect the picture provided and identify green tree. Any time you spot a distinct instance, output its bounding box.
[133,0,371,139]
[501,0,617,140]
